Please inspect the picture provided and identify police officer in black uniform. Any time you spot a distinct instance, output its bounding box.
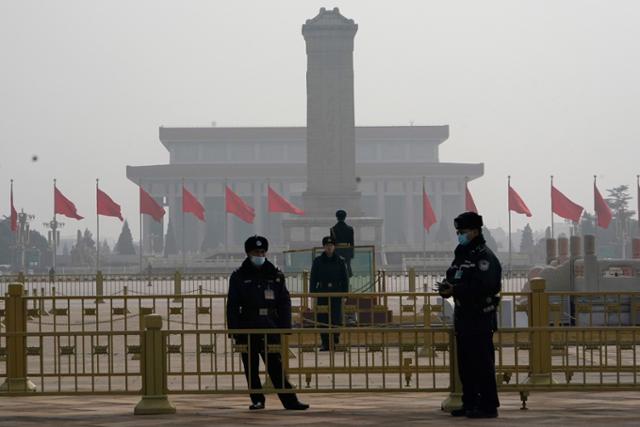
[226,236,309,411]
[438,212,501,418]
[310,236,350,351]
[330,209,355,277]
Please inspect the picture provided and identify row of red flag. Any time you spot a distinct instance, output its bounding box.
[9,183,305,231]
[422,181,621,231]
[8,179,631,233]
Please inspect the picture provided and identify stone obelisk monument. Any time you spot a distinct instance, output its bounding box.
[283,7,382,250]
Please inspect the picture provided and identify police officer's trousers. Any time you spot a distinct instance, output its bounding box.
[240,334,296,406]
[316,297,343,348]
[456,332,500,411]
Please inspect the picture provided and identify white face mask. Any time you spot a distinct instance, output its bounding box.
[250,256,266,267]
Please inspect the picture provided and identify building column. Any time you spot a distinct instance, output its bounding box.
[405,179,416,248]
[196,181,207,252]
[253,180,263,235]
[167,181,178,253]
[377,180,385,249]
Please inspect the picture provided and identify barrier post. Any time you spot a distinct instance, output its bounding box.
[0,283,37,392]
[134,314,175,415]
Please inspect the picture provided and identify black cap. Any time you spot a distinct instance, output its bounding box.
[454,212,483,230]
[322,236,336,246]
[244,235,269,253]
[336,210,347,221]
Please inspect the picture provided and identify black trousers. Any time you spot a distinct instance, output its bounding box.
[239,334,297,406]
[316,297,343,348]
[456,332,500,411]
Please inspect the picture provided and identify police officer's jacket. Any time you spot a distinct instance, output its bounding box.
[226,258,292,331]
[330,221,355,260]
[446,235,502,334]
[310,252,349,294]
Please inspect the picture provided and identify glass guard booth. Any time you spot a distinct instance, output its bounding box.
[282,245,376,293]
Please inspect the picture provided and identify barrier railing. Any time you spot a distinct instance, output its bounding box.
[1,279,639,414]
[1,269,532,297]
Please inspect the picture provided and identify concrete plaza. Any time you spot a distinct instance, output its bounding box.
[0,391,638,426]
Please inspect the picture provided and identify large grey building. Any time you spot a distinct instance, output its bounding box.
[126,124,483,258]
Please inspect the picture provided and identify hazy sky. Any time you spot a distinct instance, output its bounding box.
[1,0,639,241]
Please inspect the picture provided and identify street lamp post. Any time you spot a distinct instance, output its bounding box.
[43,217,64,272]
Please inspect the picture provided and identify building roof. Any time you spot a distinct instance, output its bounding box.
[126,161,482,182]
[158,125,450,149]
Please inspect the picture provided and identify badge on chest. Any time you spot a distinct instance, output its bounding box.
[264,288,275,300]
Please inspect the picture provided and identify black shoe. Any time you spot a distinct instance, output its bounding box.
[450,408,468,417]
[249,402,265,410]
[284,401,309,410]
[319,346,330,352]
[466,408,498,418]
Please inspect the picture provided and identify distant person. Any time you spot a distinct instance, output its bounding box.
[330,209,354,277]
[226,235,309,411]
[438,212,501,418]
[310,236,349,351]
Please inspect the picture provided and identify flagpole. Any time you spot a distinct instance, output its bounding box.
[139,180,143,274]
[266,178,271,239]
[53,178,57,272]
[636,174,639,236]
[593,175,598,246]
[224,179,229,272]
[508,175,512,274]
[550,175,554,239]
[96,178,100,274]
[181,178,186,274]
[422,176,427,272]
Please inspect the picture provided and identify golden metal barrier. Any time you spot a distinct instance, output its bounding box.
[1,280,640,415]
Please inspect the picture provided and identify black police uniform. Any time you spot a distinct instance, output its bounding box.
[330,217,355,277]
[310,250,350,349]
[227,249,301,408]
[446,231,501,415]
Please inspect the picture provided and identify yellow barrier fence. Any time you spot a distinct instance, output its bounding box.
[0,279,639,414]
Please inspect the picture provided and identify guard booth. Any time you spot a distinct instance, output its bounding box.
[282,245,391,327]
[282,245,376,293]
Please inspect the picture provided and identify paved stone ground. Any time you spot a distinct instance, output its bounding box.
[0,391,639,426]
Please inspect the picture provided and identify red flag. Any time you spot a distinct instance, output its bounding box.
[551,185,583,222]
[226,186,255,224]
[140,187,165,222]
[594,183,612,229]
[97,188,123,221]
[268,186,304,216]
[465,184,478,213]
[422,188,437,232]
[55,187,84,220]
[182,186,205,221]
[10,183,17,232]
[508,186,532,217]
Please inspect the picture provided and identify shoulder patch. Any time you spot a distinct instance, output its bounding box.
[478,259,490,271]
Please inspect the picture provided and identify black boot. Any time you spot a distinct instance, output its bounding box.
[283,400,309,410]
[249,401,265,410]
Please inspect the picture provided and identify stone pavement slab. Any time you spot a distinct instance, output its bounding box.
[0,391,639,426]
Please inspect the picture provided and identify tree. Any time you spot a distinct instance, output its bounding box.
[114,220,136,255]
[606,185,636,257]
[482,227,498,253]
[520,224,534,254]
[580,212,596,236]
[164,220,177,257]
[70,228,96,266]
[100,240,111,256]
[0,217,15,265]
